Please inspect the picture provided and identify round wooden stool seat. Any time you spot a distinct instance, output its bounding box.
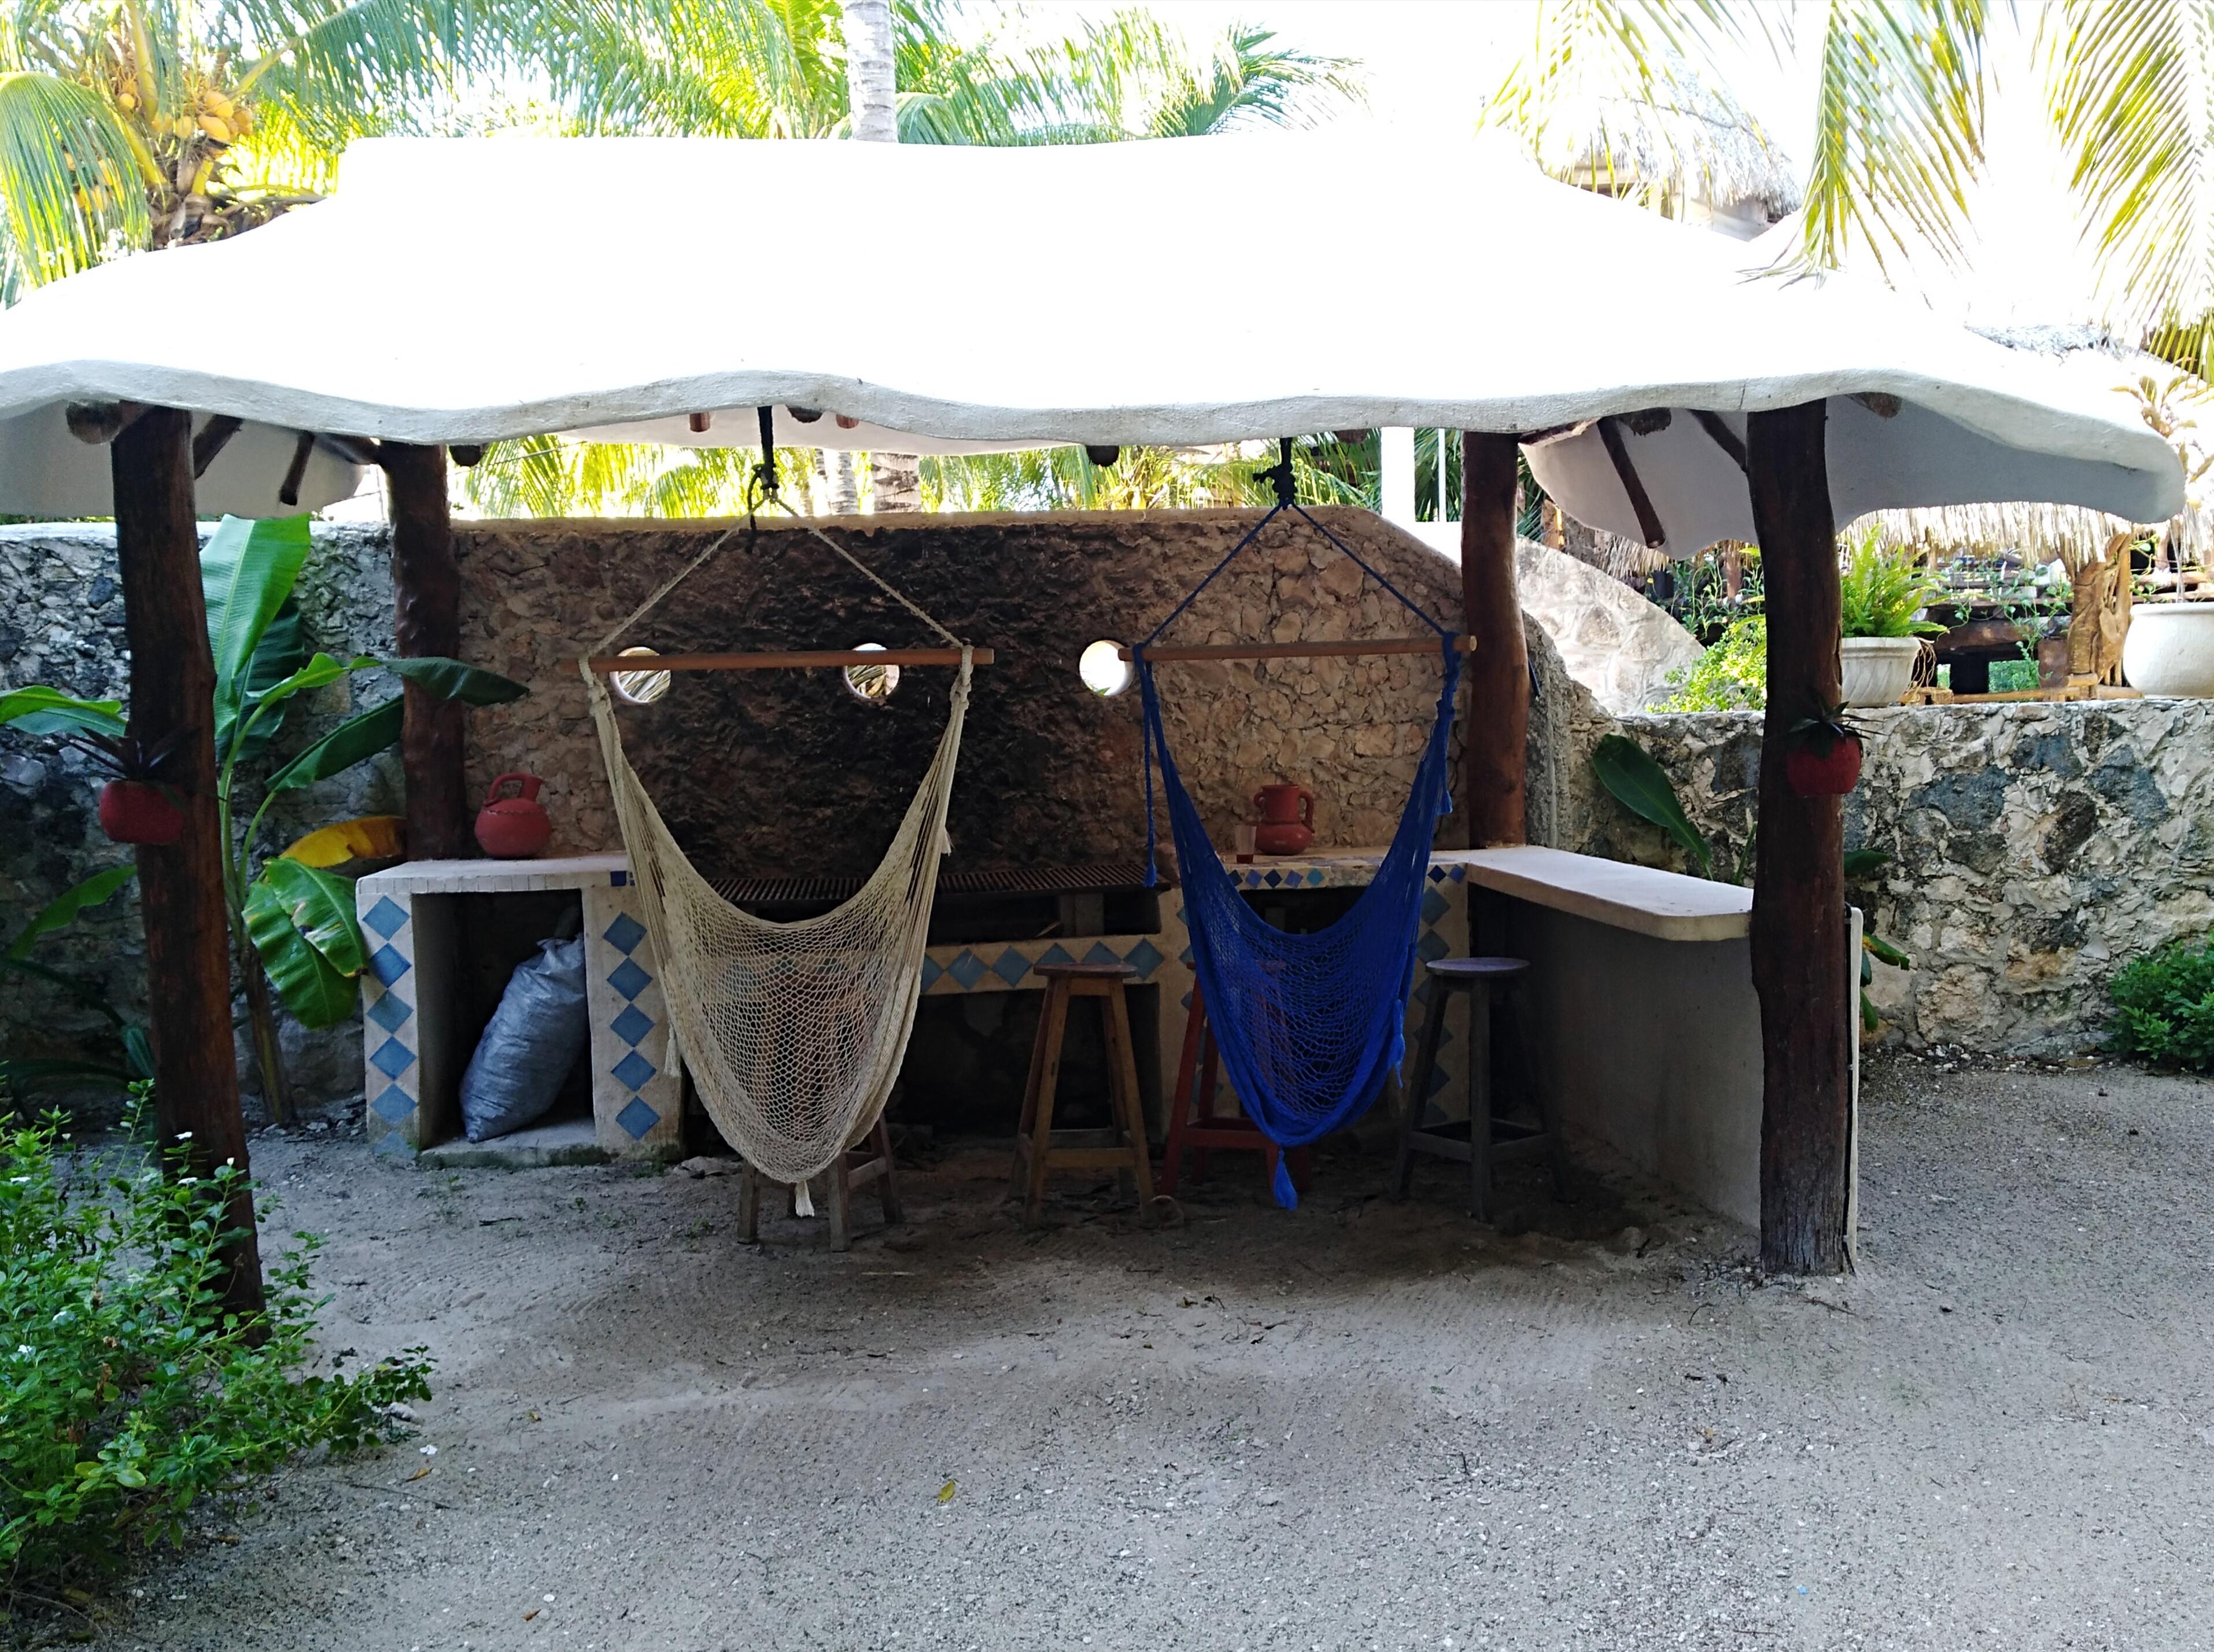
[1034,961,1138,980]
[1425,956,1529,982]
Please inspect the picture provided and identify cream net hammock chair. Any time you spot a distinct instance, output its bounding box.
[581,517,972,1196]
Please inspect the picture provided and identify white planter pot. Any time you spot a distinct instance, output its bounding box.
[1839,636,1923,707]
[2122,601,2214,696]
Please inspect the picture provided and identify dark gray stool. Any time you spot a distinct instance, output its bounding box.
[1392,957,1566,1220]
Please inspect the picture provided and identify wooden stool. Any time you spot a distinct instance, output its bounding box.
[1392,957,1566,1220]
[1010,962,1158,1226]
[737,1115,902,1252]
[1157,982,1312,1200]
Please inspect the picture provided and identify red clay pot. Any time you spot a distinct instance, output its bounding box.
[474,772,552,858]
[1785,735,1864,798]
[98,779,183,846]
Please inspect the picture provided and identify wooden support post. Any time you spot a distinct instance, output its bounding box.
[383,443,469,858]
[111,408,264,1319]
[1460,431,1527,846]
[1747,401,1851,1275]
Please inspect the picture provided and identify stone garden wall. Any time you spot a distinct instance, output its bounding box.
[1547,699,2214,1054]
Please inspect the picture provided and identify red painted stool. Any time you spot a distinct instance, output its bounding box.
[1157,981,1312,1199]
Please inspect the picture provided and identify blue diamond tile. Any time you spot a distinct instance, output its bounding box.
[361,897,408,939]
[612,1050,657,1091]
[990,947,1030,987]
[1244,871,1266,887]
[1428,865,1447,883]
[607,958,652,1001]
[1416,929,1449,962]
[1124,938,1165,980]
[365,991,413,1032]
[1421,888,1451,927]
[373,1131,413,1156]
[919,956,944,991]
[370,1085,414,1123]
[616,1096,659,1138]
[1448,865,1467,882]
[610,869,630,887]
[1264,870,1283,887]
[946,950,987,990]
[1035,943,1076,971]
[369,1037,416,1079]
[1179,944,1194,966]
[368,944,411,986]
[602,912,648,954]
[610,1004,654,1046]
[1425,1063,1451,1098]
[1307,869,1326,886]
[1082,942,1120,967]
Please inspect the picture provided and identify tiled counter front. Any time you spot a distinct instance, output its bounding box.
[361,850,1478,1162]
[357,856,682,1160]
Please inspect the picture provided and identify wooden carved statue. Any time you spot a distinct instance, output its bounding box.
[2067,529,2135,685]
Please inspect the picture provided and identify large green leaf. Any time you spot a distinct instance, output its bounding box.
[202,515,312,757]
[254,651,379,710]
[230,599,309,765]
[5,865,135,960]
[383,656,530,705]
[1590,733,1712,877]
[1842,847,1894,881]
[0,685,125,739]
[243,875,359,1030]
[0,72,153,286]
[252,858,367,978]
[260,698,403,796]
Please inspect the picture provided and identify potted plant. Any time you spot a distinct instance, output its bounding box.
[1838,530,1944,706]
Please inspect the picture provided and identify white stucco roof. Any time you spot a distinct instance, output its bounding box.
[0,129,2182,543]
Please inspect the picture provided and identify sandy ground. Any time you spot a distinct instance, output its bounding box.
[78,1052,2214,1652]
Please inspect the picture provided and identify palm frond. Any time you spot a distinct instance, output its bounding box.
[2040,0,2214,369]
[1793,0,1992,276]
[1145,23,1361,139]
[0,71,148,283]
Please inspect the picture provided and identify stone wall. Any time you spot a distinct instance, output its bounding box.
[0,523,402,1105]
[1549,699,2214,1054]
[456,510,1486,875]
[1516,540,1703,714]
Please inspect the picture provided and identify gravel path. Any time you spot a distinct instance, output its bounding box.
[85,1053,2214,1651]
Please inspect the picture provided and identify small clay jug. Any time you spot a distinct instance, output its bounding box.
[475,772,552,859]
[1252,781,1314,856]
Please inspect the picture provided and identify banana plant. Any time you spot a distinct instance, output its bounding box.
[1,515,526,1119]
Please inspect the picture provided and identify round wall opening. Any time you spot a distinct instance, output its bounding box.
[610,646,671,706]
[844,641,901,705]
[1079,639,1132,697]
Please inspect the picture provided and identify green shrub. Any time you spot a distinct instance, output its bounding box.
[2109,940,2214,1070]
[0,1094,430,1597]
[1661,615,1766,711]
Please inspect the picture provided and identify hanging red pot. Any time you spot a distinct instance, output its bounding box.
[99,779,184,846]
[1785,702,1865,798]
[475,772,552,858]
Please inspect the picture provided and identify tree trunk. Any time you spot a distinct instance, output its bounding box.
[1747,401,1851,1275]
[239,936,293,1124]
[1460,432,1527,846]
[869,453,921,512]
[111,407,265,1319]
[384,443,470,858]
[842,0,899,142]
[819,449,858,515]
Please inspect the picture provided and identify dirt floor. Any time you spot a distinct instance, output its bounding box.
[79,1052,2214,1651]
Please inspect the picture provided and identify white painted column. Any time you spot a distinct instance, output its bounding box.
[1381,426,1416,528]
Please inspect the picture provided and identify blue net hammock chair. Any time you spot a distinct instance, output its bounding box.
[1136,498,1463,1208]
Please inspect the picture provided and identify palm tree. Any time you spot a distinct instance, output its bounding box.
[1492,1,2214,368]
[0,1,557,296]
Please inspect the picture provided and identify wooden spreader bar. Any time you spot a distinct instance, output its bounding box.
[1120,636,1475,663]
[585,646,991,673]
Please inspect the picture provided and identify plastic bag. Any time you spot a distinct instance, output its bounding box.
[460,936,589,1142]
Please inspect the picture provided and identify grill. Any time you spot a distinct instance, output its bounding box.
[708,858,1160,907]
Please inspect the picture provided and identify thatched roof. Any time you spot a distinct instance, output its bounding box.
[1540,60,1802,221]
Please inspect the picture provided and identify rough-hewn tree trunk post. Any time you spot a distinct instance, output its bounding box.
[111,407,265,1319]
[384,442,469,858]
[1460,431,1527,845]
[1747,401,1851,1274]
[842,0,921,511]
